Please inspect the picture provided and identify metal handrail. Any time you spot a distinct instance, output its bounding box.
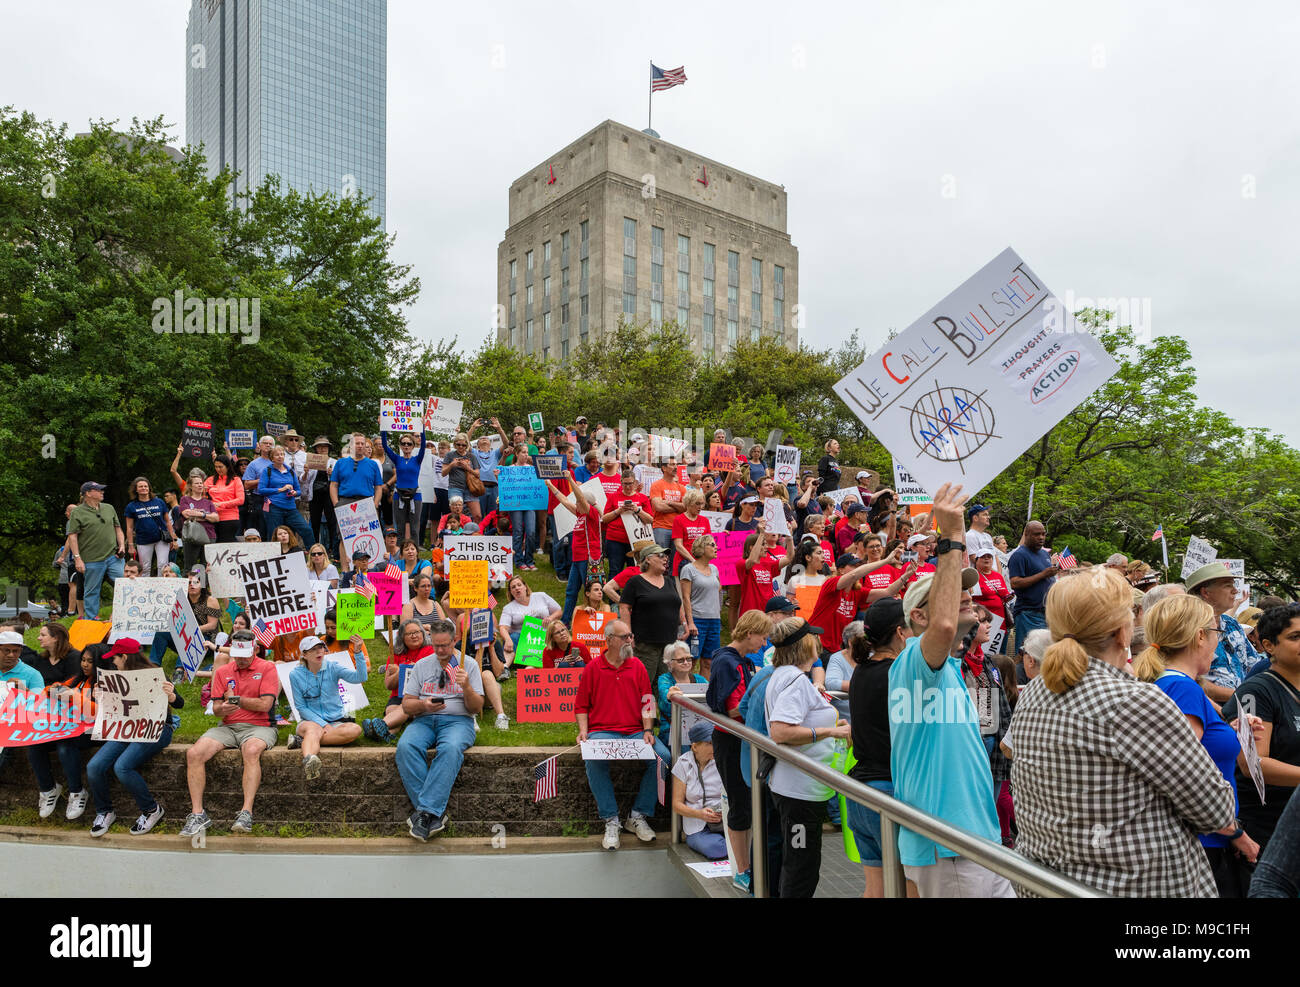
[668,693,1105,898]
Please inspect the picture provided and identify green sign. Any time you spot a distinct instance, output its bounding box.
[515,616,546,668]
[336,591,375,640]
[528,412,544,434]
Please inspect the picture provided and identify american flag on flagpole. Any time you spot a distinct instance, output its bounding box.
[385,562,402,581]
[1051,547,1079,570]
[656,755,666,805]
[1151,524,1164,542]
[533,755,558,802]
[252,618,276,648]
[651,64,687,92]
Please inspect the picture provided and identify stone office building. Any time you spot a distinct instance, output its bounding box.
[497,119,799,361]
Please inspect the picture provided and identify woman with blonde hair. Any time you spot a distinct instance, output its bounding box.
[1005,567,1237,896]
[1137,594,1263,895]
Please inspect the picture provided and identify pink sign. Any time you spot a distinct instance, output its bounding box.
[368,572,405,617]
[0,684,91,747]
[715,530,751,587]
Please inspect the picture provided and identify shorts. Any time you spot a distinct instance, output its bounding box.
[386,696,402,709]
[845,780,894,866]
[202,723,279,750]
[904,853,1017,898]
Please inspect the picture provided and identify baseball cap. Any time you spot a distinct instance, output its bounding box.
[242,529,262,540]
[575,416,588,424]
[636,543,668,564]
[740,496,760,505]
[103,638,142,661]
[80,481,106,494]
[230,637,255,658]
[974,547,995,558]
[384,526,398,536]
[351,547,372,560]
[903,569,981,618]
[765,596,798,614]
[845,503,867,516]
[967,503,989,519]
[0,631,24,646]
[856,471,872,480]
[835,553,859,570]
[906,533,931,548]
[299,635,326,653]
[863,597,906,639]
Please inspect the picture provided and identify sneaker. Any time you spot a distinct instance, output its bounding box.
[602,817,621,850]
[36,784,63,819]
[371,719,393,743]
[287,734,302,751]
[494,712,509,730]
[89,811,115,837]
[131,804,164,835]
[361,718,377,740]
[733,870,753,895]
[408,811,432,842]
[65,790,89,821]
[625,812,655,843]
[497,668,510,682]
[427,812,449,836]
[231,809,254,833]
[303,754,321,780]
[179,811,212,838]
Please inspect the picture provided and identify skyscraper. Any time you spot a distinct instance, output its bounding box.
[185,0,387,227]
[497,120,799,362]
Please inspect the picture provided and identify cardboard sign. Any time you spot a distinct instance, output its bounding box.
[110,577,186,644]
[239,552,316,636]
[423,396,463,436]
[0,682,90,747]
[515,616,547,668]
[335,590,375,640]
[368,571,406,617]
[516,667,582,723]
[528,412,545,434]
[638,467,664,497]
[892,462,932,506]
[92,668,169,743]
[304,452,329,471]
[309,580,333,632]
[556,478,608,542]
[380,398,425,433]
[982,615,1006,657]
[168,588,207,682]
[263,421,290,438]
[762,498,789,536]
[225,428,256,451]
[714,530,752,587]
[622,513,656,549]
[204,542,284,598]
[833,247,1119,499]
[450,559,490,609]
[1181,536,1218,580]
[469,609,495,646]
[580,738,656,760]
[280,653,370,721]
[571,609,611,663]
[181,419,214,460]
[337,498,383,566]
[774,446,801,485]
[701,511,731,534]
[534,454,567,479]
[499,465,548,511]
[443,535,513,574]
[708,443,738,471]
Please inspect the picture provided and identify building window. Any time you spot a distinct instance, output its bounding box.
[526,319,534,352]
[774,297,784,334]
[678,234,690,266]
[703,243,715,269]
[543,240,551,265]
[509,259,517,280]
[728,250,739,279]
[509,326,515,347]
[543,276,550,301]
[561,302,569,325]
[509,292,516,324]
[580,257,589,284]
[526,250,533,271]
[561,230,570,253]
[727,320,738,350]
[561,339,569,361]
[526,284,534,305]
[703,313,714,352]
[624,217,637,240]
[624,292,636,316]
[623,255,636,279]
[562,266,569,293]
[677,269,689,328]
[580,220,589,243]
[651,300,662,325]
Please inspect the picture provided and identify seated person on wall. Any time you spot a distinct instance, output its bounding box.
[362,618,429,744]
[397,618,484,842]
[180,630,279,839]
[672,721,728,860]
[287,635,368,780]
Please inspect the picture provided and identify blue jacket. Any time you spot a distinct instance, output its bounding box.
[381,432,426,494]
[289,654,368,726]
[705,645,755,716]
[738,664,777,786]
[264,467,301,509]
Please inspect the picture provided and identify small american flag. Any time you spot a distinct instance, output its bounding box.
[1052,548,1079,570]
[252,618,276,648]
[1151,524,1164,542]
[385,562,402,580]
[533,755,558,802]
[651,64,687,92]
[656,755,666,805]
[355,576,376,600]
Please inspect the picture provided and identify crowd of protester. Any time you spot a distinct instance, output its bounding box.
[5,418,1297,898]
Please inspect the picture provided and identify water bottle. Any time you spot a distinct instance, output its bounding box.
[689,629,701,659]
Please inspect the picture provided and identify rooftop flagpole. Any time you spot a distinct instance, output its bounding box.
[648,60,653,131]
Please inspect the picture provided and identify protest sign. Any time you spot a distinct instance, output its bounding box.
[225,428,256,451]
[892,462,932,506]
[450,559,490,609]
[528,412,545,433]
[791,585,821,620]
[571,609,611,662]
[92,668,168,743]
[982,615,1006,657]
[1219,559,1245,578]
[443,535,513,574]
[499,465,548,511]
[676,465,690,484]
[515,616,547,668]
[204,542,284,598]
[1181,536,1218,580]
[368,571,406,617]
[423,396,463,436]
[239,552,315,636]
[1236,705,1267,804]
[304,452,329,471]
[516,667,582,723]
[181,419,214,460]
[110,577,185,644]
[715,530,750,587]
[168,588,207,682]
[534,454,567,479]
[380,398,425,433]
[309,580,333,631]
[337,498,382,566]
[833,247,1119,498]
[0,681,90,747]
[671,683,709,750]
[263,421,290,439]
[622,513,657,550]
[335,591,375,640]
[280,653,369,721]
[762,498,790,536]
[709,443,738,471]
[580,738,656,760]
[774,446,801,485]
[469,609,494,646]
[649,433,689,459]
[556,478,608,542]
[637,467,664,497]
[823,487,862,511]
[701,511,731,534]
[67,619,110,652]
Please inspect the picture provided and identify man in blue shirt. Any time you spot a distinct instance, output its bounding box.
[241,436,276,539]
[1186,562,1262,703]
[1007,520,1058,647]
[330,433,385,510]
[0,630,45,776]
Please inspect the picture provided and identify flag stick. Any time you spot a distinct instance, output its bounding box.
[648,60,653,131]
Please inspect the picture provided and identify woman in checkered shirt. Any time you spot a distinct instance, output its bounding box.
[1004,567,1237,897]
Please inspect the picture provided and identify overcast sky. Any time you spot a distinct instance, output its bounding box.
[5,0,1296,442]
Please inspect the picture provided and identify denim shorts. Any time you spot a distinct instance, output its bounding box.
[845,780,894,866]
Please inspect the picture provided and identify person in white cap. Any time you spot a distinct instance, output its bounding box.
[288,635,368,779]
[904,533,937,583]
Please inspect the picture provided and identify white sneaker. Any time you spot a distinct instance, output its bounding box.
[37,784,63,819]
[625,812,656,843]
[602,817,621,851]
[65,790,89,821]
[494,713,509,730]
[131,804,165,835]
[90,811,115,837]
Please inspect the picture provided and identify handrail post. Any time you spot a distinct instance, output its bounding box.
[750,741,765,898]
[880,815,905,898]
[670,699,682,845]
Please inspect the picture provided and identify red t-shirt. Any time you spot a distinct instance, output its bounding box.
[575,654,651,734]
[973,570,1011,620]
[736,556,782,615]
[611,567,639,595]
[546,472,575,512]
[388,645,434,700]
[671,513,711,573]
[596,472,624,505]
[542,641,592,669]
[605,492,653,544]
[212,657,280,727]
[810,578,873,651]
[570,505,602,563]
[908,562,936,583]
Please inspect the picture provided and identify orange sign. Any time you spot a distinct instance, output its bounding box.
[571,609,611,663]
[791,585,823,620]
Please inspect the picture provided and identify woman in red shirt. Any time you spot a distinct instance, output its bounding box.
[601,471,653,580]
[671,489,711,576]
[737,521,794,616]
[546,478,603,627]
[971,548,1013,652]
[543,622,591,668]
[361,619,432,743]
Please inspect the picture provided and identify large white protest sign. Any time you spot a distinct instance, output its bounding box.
[204,542,284,598]
[110,578,184,644]
[774,446,801,485]
[1181,536,1218,580]
[580,738,656,760]
[279,653,369,721]
[310,580,335,632]
[833,248,1119,498]
[555,478,608,541]
[443,535,513,574]
[423,396,463,436]
[892,462,932,505]
[823,486,863,510]
[168,588,207,682]
[239,552,316,636]
[982,615,1006,658]
[92,668,169,743]
[762,498,789,536]
[637,466,664,497]
[701,511,731,534]
[622,512,657,549]
[337,498,382,567]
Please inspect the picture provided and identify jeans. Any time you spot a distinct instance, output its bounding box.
[478,485,498,519]
[583,730,670,820]
[1014,607,1047,651]
[1250,788,1300,897]
[549,516,570,581]
[86,725,173,815]
[561,559,589,626]
[686,829,728,859]
[27,736,92,793]
[692,617,722,662]
[392,492,421,544]
[135,541,169,576]
[310,495,338,554]
[267,504,314,549]
[605,539,631,579]
[81,554,125,620]
[652,528,673,551]
[395,714,477,817]
[149,634,172,665]
[772,791,826,898]
[845,780,895,866]
[510,510,537,562]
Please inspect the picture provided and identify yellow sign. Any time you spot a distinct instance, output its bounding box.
[449,559,490,610]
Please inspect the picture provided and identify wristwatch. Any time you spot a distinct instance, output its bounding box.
[935,539,965,556]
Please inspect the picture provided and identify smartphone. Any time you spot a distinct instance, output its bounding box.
[902,551,918,564]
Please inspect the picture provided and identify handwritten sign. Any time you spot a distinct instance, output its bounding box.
[762,498,789,536]
[708,444,738,471]
[168,588,207,682]
[1181,536,1218,580]
[581,738,656,760]
[528,412,544,433]
[638,467,664,497]
[92,668,168,743]
[225,428,256,451]
[335,590,375,640]
[1236,706,1267,804]
[423,396,463,436]
[516,667,582,723]
[515,616,547,668]
[556,478,607,542]
[110,577,185,644]
[337,498,382,567]
[449,559,490,609]
[499,465,548,511]
[263,421,290,438]
[622,513,656,550]
[0,682,90,747]
[380,398,425,433]
[571,609,611,663]
[181,419,214,460]
[701,511,731,534]
[823,487,862,511]
[368,571,406,617]
[715,530,751,587]
[982,615,1006,657]
[204,542,284,598]
[833,248,1119,499]
[443,535,513,574]
[304,452,329,471]
[534,454,567,479]
[891,461,932,506]
[774,446,801,485]
[1219,559,1245,578]
[469,609,494,646]
[239,553,315,636]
